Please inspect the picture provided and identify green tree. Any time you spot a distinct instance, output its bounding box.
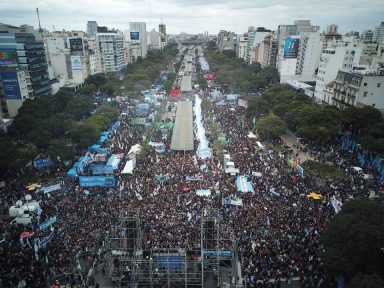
[321,200,384,283]
[0,136,20,175]
[48,140,74,163]
[256,114,286,139]
[95,106,120,121]
[52,89,73,113]
[70,123,100,148]
[27,128,53,149]
[66,97,95,120]
[100,83,116,96]
[246,97,270,118]
[81,83,97,95]
[85,73,106,88]
[86,114,111,130]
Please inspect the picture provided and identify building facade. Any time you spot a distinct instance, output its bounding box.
[128,22,148,59]
[217,30,235,52]
[0,23,53,117]
[97,33,125,72]
[86,21,98,37]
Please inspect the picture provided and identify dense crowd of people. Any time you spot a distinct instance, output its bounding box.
[1,63,383,288]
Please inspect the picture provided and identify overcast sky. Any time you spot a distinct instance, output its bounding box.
[1,0,383,35]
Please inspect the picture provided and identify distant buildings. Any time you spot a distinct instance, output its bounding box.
[0,23,54,117]
[97,32,125,72]
[217,30,235,52]
[86,21,98,37]
[127,22,148,61]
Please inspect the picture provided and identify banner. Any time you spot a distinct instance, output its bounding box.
[331,196,342,213]
[79,176,116,188]
[236,176,254,193]
[33,158,54,169]
[185,175,203,182]
[71,55,82,74]
[39,216,57,231]
[284,38,299,58]
[196,189,211,197]
[91,164,114,175]
[38,231,55,249]
[223,198,243,206]
[1,71,21,99]
[40,184,61,194]
[0,49,18,67]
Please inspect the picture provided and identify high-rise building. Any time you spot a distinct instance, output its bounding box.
[217,30,236,52]
[278,32,322,83]
[361,30,374,42]
[235,35,248,61]
[97,32,125,72]
[86,21,98,37]
[245,27,272,63]
[128,22,148,60]
[259,33,278,68]
[159,23,166,35]
[0,23,53,117]
[148,28,160,50]
[373,21,384,44]
[276,20,319,70]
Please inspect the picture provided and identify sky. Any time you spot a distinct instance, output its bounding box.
[0,0,383,35]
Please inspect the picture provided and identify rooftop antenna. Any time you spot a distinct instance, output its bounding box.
[36,8,43,37]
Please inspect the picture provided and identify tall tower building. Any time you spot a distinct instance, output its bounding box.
[86,21,98,37]
[128,22,148,60]
[159,23,166,35]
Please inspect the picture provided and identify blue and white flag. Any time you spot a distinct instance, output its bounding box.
[236,176,254,193]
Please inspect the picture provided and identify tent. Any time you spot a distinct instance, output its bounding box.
[121,160,135,174]
[128,144,142,155]
[89,144,101,153]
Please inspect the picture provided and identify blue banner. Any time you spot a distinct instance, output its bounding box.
[39,216,57,231]
[38,231,55,249]
[1,71,21,99]
[203,250,232,257]
[236,176,254,193]
[33,158,54,169]
[79,176,116,187]
[91,164,114,175]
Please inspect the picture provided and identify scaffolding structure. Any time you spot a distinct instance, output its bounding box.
[104,208,237,287]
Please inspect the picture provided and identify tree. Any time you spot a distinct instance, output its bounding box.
[52,89,73,113]
[48,140,74,163]
[256,114,286,139]
[349,273,384,288]
[70,123,100,148]
[66,97,95,120]
[100,83,115,96]
[27,128,53,150]
[0,136,20,175]
[321,200,384,284]
[246,97,270,119]
[85,73,106,88]
[81,83,97,95]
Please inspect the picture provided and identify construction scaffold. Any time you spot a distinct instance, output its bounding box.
[101,208,239,287]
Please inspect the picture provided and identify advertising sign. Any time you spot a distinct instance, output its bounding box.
[0,71,21,99]
[71,55,82,74]
[284,38,299,58]
[79,176,116,188]
[0,49,18,67]
[69,38,83,52]
[130,32,140,41]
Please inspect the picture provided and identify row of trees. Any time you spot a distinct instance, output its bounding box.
[247,85,384,152]
[1,89,119,175]
[82,43,180,97]
[204,41,279,93]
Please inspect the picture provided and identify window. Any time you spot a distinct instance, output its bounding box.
[363,92,368,97]
[364,83,367,86]
[378,83,381,87]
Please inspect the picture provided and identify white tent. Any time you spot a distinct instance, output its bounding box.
[247,132,257,139]
[122,160,135,174]
[128,144,142,155]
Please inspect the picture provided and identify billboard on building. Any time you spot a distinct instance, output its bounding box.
[0,49,18,67]
[0,71,21,99]
[69,38,83,52]
[284,38,299,58]
[71,55,82,74]
[130,32,140,41]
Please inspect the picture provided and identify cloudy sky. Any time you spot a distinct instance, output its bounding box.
[1,0,383,34]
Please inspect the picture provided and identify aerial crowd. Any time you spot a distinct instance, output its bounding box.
[0,59,383,288]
